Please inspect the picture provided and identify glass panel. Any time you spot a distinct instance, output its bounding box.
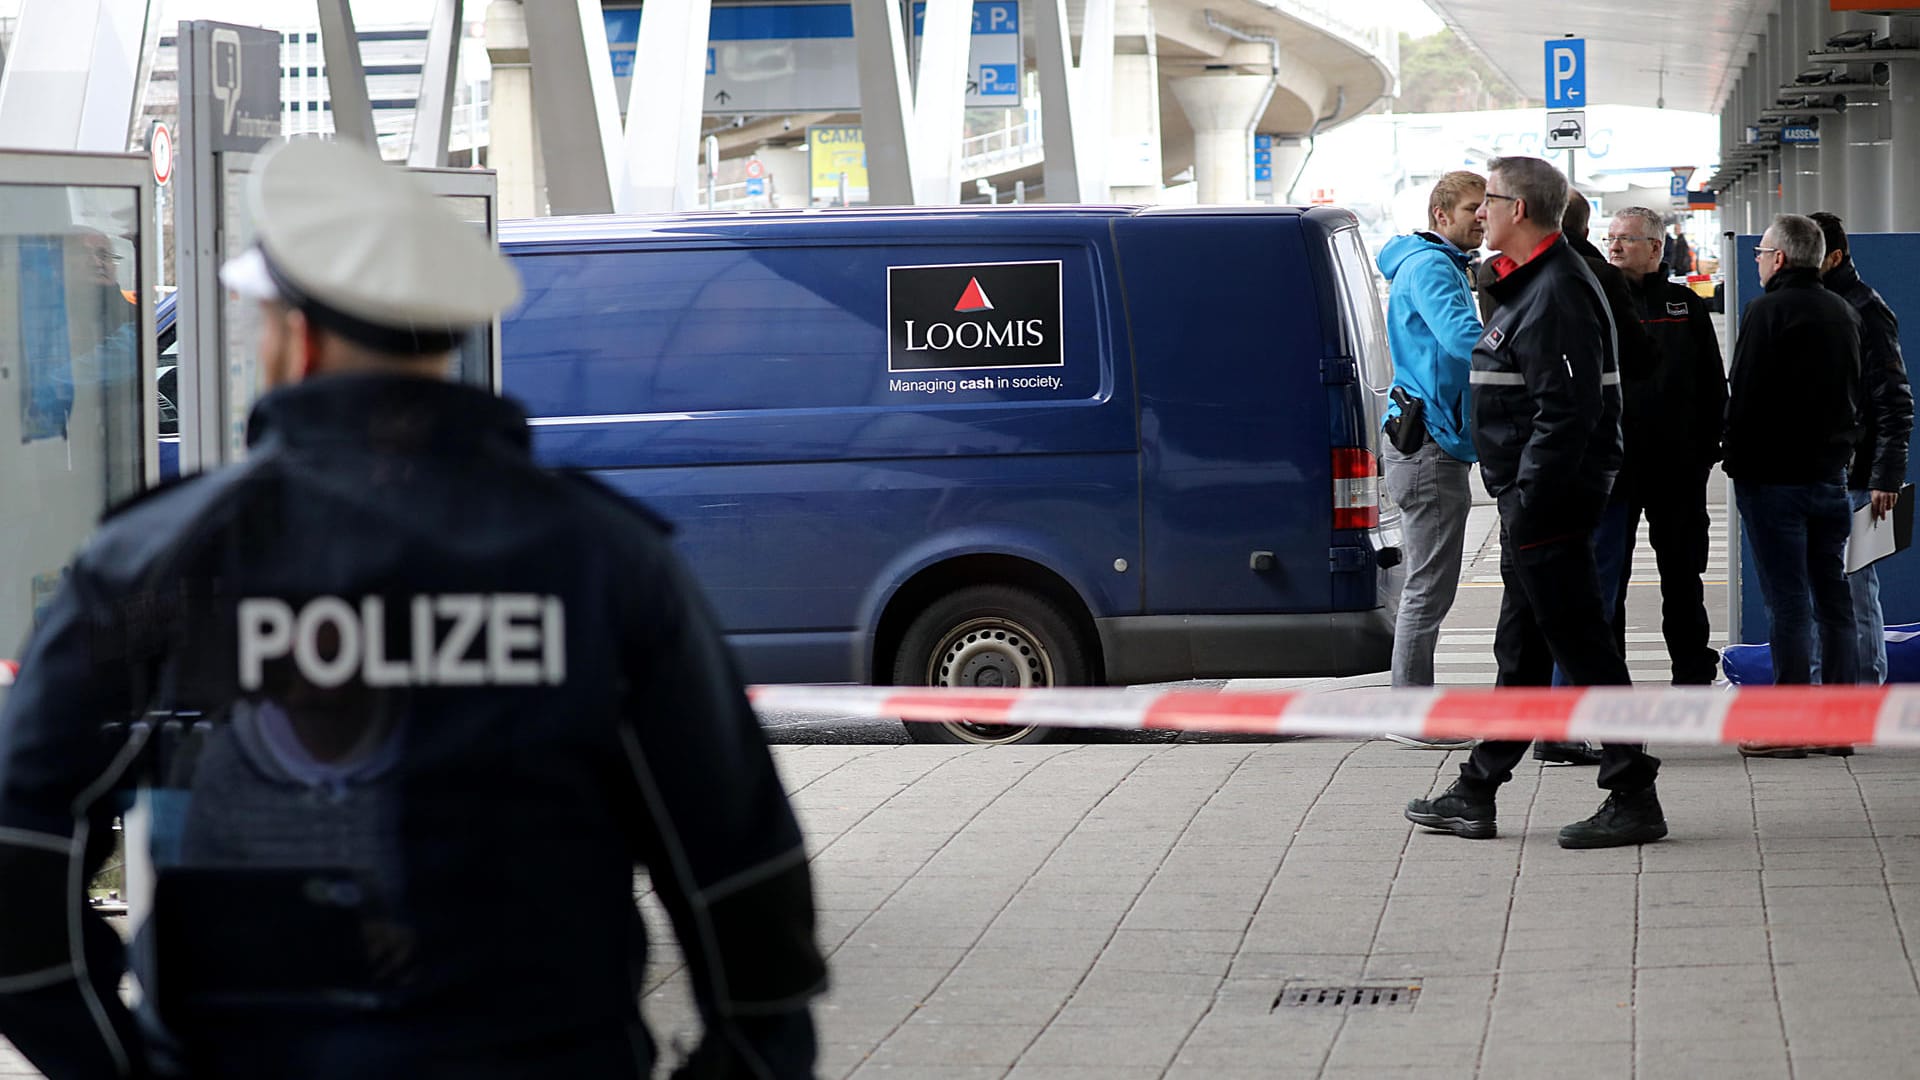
[437,194,494,390]
[221,156,262,461]
[0,183,145,655]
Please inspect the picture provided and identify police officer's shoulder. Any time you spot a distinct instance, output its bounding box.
[86,464,261,582]
[550,469,677,538]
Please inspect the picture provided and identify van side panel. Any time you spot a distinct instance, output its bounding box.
[503,233,1142,684]
[1113,214,1332,615]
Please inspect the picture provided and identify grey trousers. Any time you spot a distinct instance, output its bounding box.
[1383,438,1473,687]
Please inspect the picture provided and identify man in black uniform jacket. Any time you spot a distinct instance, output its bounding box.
[1406,156,1667,850]
[1811,211,1912,689]
[0,139,826,1079]
[1604,206,1727,686]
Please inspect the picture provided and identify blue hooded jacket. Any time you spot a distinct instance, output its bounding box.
[1376,231,1483,463]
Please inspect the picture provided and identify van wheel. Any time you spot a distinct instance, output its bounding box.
[893,585,1090,745]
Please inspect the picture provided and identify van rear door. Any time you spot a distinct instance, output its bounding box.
[1116,210,1333,615]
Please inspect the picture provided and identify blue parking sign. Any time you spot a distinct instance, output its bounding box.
[1544,38,1585,109]
[1254,166,1273,183]
[1254,134,1272,151]
[1254,149,1271,166]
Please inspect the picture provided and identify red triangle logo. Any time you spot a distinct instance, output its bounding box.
[954,277,994,313]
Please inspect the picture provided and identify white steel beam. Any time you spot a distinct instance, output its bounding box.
[851,0,916,204]
[618,0,714,211]
[0,0,162,152]
[911,0,972,204]
[409,0,465,167]
[316,0,378,148]
[1031,0,1082,201]
[1075,0,1116,202]
[523,0,623,214]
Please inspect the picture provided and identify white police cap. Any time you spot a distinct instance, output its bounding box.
[220,139,521,354]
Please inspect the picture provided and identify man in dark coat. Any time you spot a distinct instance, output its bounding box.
[1811,211,1912,689]
[1406,156,1665,850]
[1725,213,1862,704]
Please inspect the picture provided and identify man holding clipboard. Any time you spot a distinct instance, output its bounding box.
[1814,213,1913,688]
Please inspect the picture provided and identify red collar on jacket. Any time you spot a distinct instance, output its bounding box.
[1489,231,1563,280]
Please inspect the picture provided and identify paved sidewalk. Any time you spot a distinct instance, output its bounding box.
[638,741,1920,1079]
[11,739,1920,1078]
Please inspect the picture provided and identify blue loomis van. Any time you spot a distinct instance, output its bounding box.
[500,206,1401,743]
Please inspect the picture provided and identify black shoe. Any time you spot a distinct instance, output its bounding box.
[1534,741,1603,766]
[1558,787,1669,849]
[1405,781,1497,839]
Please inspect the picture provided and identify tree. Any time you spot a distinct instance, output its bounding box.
[1394,30,1536,113]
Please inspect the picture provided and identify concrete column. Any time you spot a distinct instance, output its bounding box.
[1816,5,1849,220]
[758,144,811,209]
[1817,105,1848,218]
[1844,11,1892,230]
[1170,73,1270,205]
[1777,10,1800,214]
[484,0,544,218]
[1889,17,1920,232]
[1105,0,1162,202]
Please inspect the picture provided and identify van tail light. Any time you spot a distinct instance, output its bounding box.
[1331,448,1379,530]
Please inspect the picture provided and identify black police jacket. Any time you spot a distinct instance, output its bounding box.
[1471,234,1624,549]
[1621,265,1728,494]
[0,374,825,1079]
[1825,258,1913,493]
[1725,266,1863,486]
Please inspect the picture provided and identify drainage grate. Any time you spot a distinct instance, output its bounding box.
[1274,983,1421,1011]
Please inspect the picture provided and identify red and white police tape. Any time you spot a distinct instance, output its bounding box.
[0,659,1905,747]
[745,684,1920,748]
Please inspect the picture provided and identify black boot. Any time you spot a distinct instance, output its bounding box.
[1534,741,1603,766]
[1558,786,1668,849]
[1405,781,1497,839]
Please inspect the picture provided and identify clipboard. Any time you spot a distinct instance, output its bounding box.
[1845,481,1916,574]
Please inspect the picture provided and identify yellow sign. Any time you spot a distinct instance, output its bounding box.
[808,125,868,204]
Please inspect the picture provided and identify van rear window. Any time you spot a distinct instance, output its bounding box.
[1325,229,1394,398]
[503,244,1100,418]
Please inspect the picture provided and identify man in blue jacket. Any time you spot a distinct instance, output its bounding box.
[1376,171,1485,748]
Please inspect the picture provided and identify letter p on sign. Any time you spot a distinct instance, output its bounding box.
[1545,38,1585,110]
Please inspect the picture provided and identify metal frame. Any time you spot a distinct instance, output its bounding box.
[407,166,504,391]
[0,148,159,490]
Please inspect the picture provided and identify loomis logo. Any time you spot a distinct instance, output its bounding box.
[887,261,1062,372]
[954,277,993,312]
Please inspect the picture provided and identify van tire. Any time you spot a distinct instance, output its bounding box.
[892,585,1090,745]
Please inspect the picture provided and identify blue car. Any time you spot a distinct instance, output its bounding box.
[499,206,1402,743]
[157,290,179,480]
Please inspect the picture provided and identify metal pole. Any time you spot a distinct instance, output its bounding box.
[705,133,719,208]
[838,170,849,207]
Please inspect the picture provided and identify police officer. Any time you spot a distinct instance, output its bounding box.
[0,139,825,1078]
